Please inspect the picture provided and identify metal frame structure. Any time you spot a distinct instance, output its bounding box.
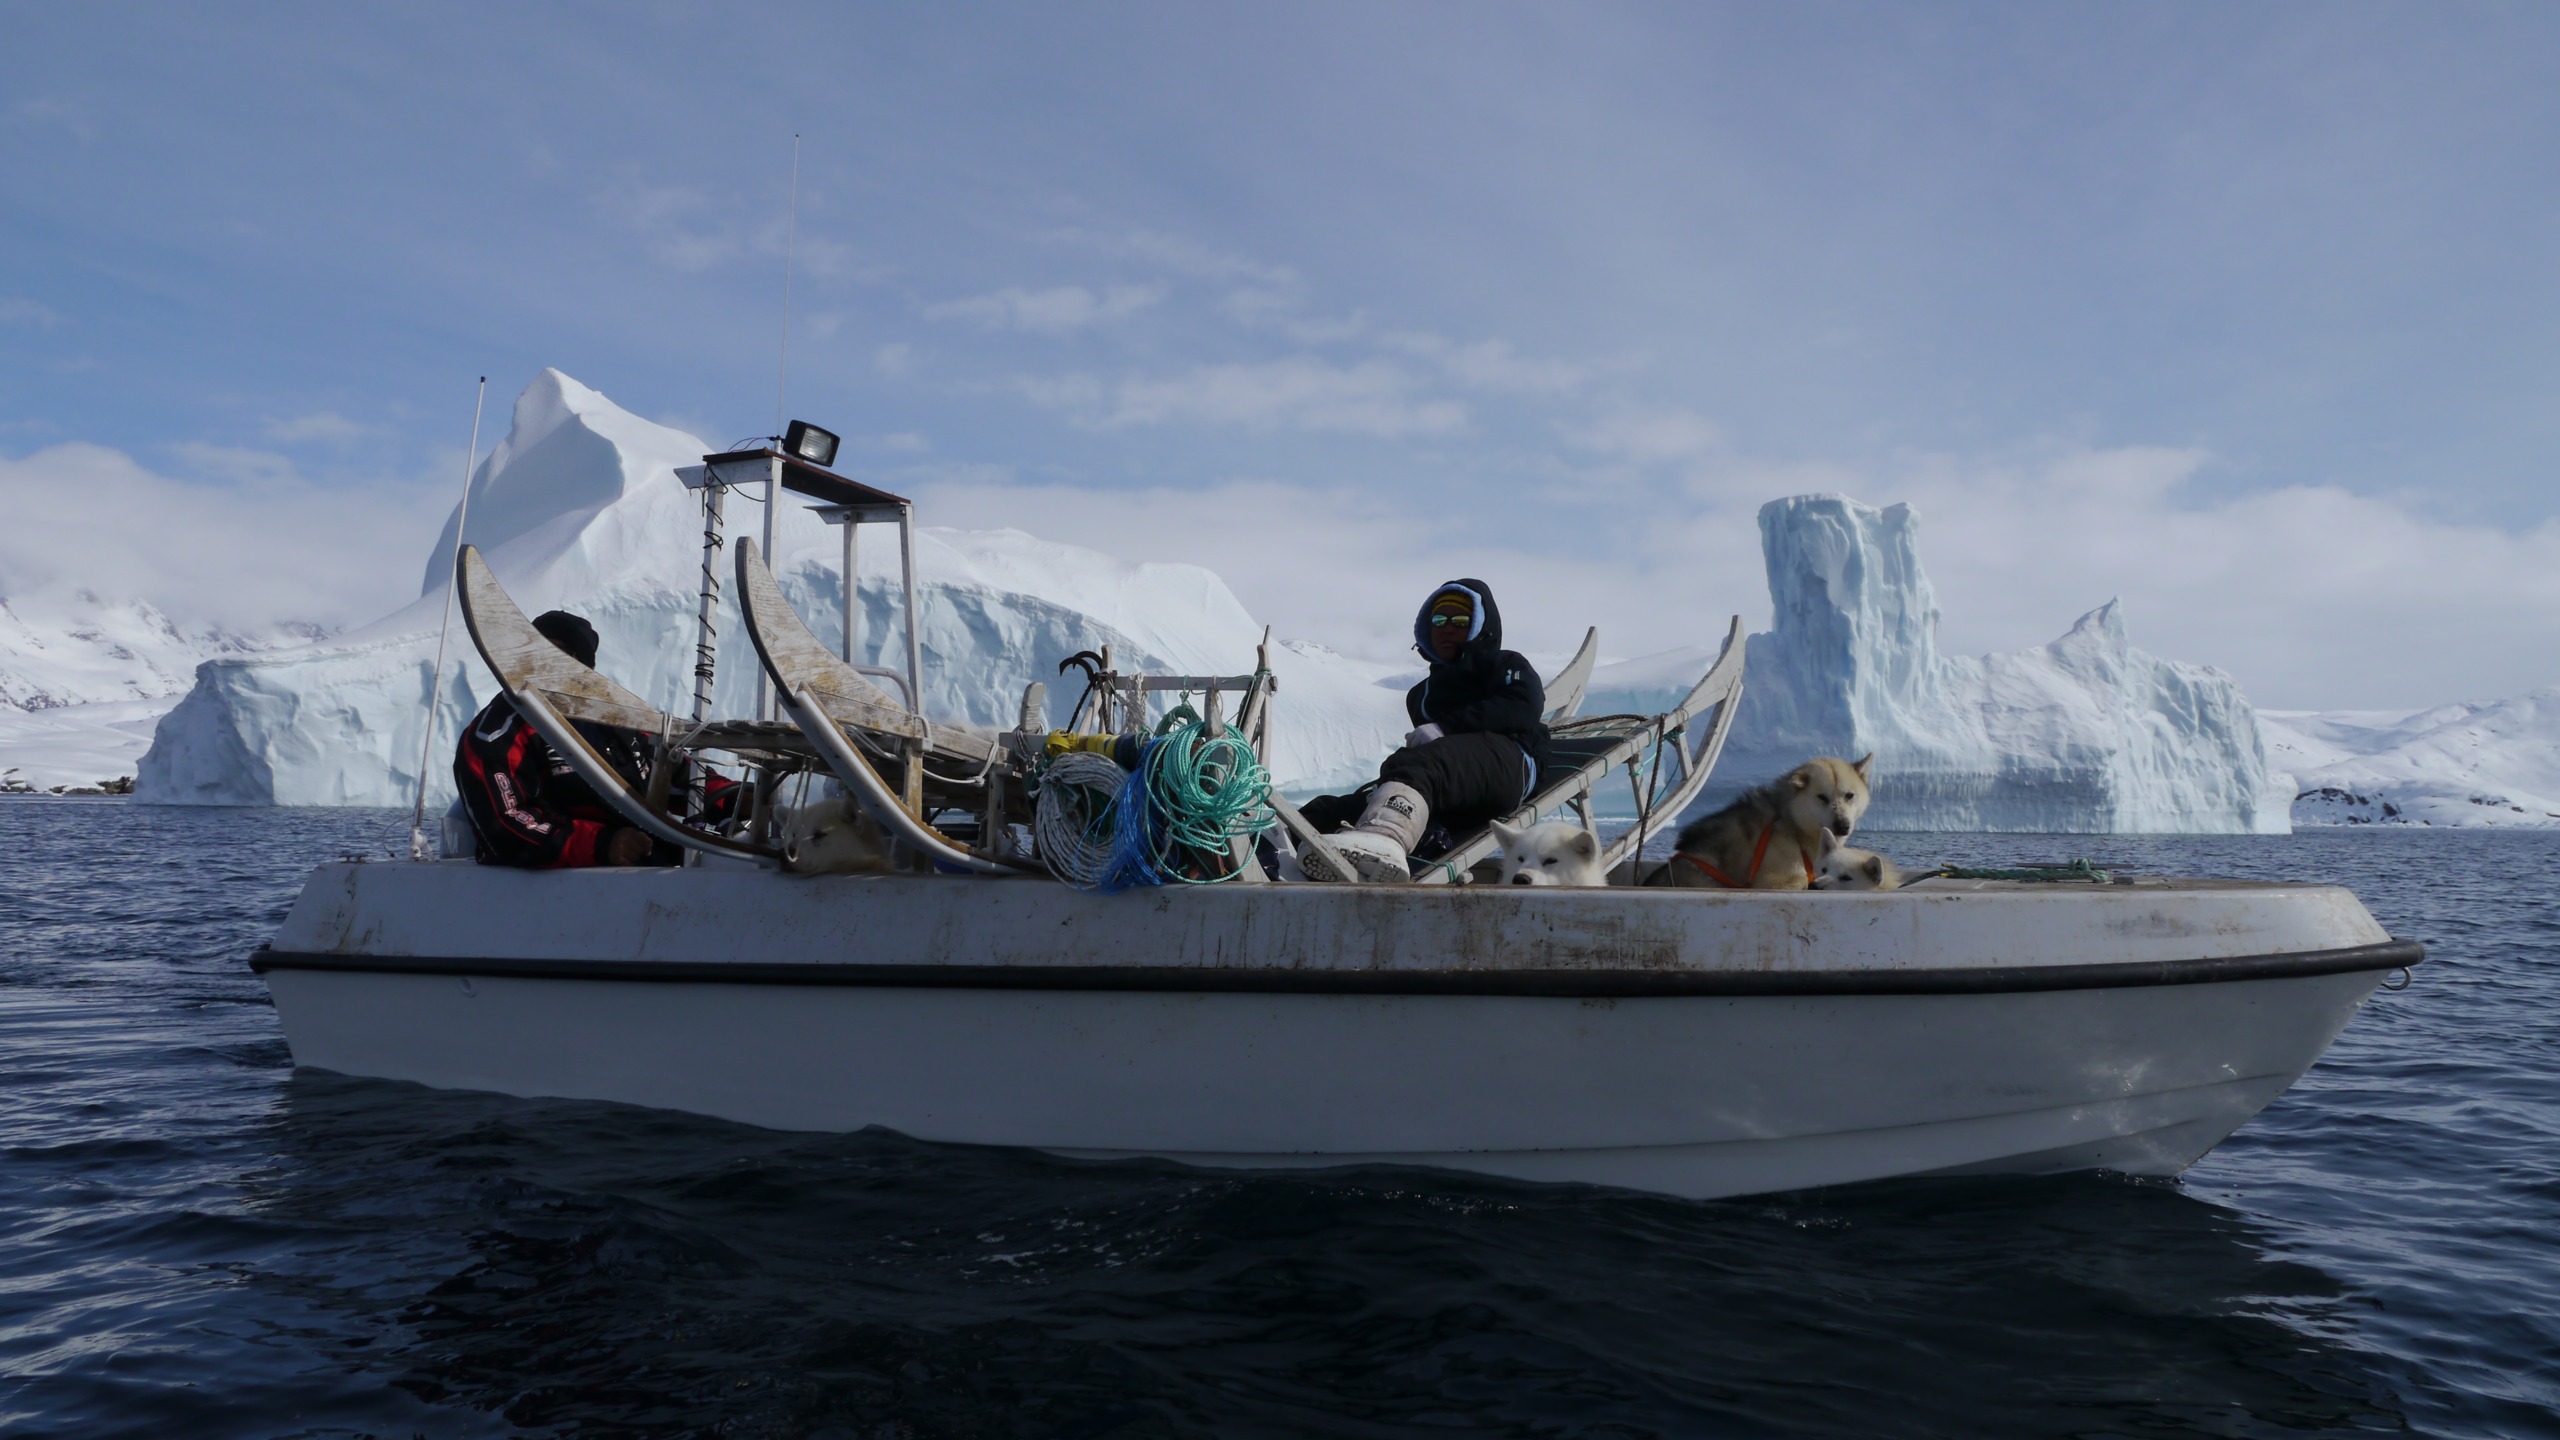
[675,447,925,725]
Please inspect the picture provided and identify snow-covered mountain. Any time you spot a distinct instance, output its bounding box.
[0,590,323,712]
[2265,692,2560,827]
[137,370,1412,806]
[1587,495,2292,833]
[0,590,323,789]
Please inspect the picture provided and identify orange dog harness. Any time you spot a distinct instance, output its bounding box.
[1675,819,1818,889]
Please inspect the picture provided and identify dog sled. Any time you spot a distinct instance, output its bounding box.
[254,429,2419,1201]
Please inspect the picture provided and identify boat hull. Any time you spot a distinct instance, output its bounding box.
[255,863,2410,1200]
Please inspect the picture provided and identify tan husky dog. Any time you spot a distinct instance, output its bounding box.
[1648,755,1874,890]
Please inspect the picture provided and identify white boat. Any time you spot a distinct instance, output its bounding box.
[256,864,2411,1198]
[252,432,2420,1200]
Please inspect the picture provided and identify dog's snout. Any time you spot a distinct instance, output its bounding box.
[1510,873,1534,885]
[1828,817,1853,837]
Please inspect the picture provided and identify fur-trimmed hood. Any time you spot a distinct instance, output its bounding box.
[1411,579,1505,661]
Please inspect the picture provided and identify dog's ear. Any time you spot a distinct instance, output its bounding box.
[1816,829,1841,855]
[1862,856,1884,883]
[1792,768,1812,791]
[1851,753,1874,781]
[1490,819,1521,848]
[1569,829,1599,861]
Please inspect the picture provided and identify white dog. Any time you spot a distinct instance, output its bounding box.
[1489,819,1611,887]
[778,798,893,875]
[1813,838,1904,891]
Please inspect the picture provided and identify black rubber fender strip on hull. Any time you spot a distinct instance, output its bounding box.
[249,938,2424,999]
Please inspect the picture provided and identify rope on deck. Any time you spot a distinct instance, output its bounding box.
[1927,859,2116,884]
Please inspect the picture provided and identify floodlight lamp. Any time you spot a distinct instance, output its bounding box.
[783,420,840,468]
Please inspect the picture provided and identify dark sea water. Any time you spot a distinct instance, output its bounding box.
[2,801,2554,1439]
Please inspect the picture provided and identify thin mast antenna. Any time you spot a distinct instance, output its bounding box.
[755,134,800,722]
[775,132,800,440]
[408,376,489,861]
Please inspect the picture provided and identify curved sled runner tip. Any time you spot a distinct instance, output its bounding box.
[732,538,1027,876]
[1543,627,1600,722]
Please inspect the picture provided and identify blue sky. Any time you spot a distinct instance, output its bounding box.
[5,3,2557,706]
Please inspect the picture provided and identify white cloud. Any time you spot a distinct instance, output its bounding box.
[873,343,914,377]
[261,412,374,445]
[592,175,740,272]
[1569,406,1725,465]
[8,97,93,143]
[591,172,870,280]
[0,298,64,329]
[1857,446,2560,708]
[1382,332,1588,395]
[1046,227,1296,285]
[0,443,448,630]
[1221,288,1370,343]
[165,442,300,484]
[1023,357,1468,437]
[924,283,1165,333]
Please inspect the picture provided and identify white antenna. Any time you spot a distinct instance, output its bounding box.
[775,132,800,440]
[408,376,489,862]
[755,134,802,723]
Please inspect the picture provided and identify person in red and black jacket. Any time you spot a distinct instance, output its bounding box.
[452,610,662,868]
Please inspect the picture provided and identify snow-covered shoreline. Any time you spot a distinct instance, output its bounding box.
[2264,694,2560,827]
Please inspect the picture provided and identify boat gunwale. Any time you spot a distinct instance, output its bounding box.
[249,938,2422,998]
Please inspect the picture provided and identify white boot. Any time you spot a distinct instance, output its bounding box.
[1300,781,1428,884]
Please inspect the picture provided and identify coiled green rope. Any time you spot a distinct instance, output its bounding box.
[1138,718,1273,883]
[1031,716,1275,891]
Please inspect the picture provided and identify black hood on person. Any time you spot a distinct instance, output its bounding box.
[1403,578,1549,774]
[1411,579,1505,663]
[532,610,601,669]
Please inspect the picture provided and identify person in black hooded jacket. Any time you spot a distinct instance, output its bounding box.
[452,609,665,869]
[1298,579,1549,883]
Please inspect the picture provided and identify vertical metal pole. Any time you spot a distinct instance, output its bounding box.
[690,476,726,724]
[855,509,875,661]
[757,453,781,721]
[897,503,924,717]
[408,376,488,862]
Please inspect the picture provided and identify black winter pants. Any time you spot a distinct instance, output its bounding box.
[1300,731,1533,840]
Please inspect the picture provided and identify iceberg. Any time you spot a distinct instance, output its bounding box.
[1589,495,2293,833]
[138,371,1411,807]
